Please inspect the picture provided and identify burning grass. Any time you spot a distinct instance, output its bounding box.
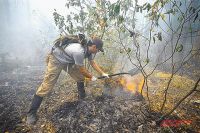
[100,71,199,132]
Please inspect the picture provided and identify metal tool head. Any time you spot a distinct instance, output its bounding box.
[128,68,140,76]
[97,68,140,79]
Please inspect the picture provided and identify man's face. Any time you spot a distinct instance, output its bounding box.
[88,45,99,54]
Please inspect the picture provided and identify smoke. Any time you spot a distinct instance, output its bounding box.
[0,0,67,65]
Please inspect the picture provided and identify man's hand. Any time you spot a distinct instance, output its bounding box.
[91,76,97,81]
[102,73,109,78]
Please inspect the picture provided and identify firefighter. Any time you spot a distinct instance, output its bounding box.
[26,36,109,124]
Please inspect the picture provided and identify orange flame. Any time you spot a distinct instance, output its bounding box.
[119,75,144,94]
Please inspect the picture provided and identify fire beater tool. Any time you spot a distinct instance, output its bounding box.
[97,68,140,79]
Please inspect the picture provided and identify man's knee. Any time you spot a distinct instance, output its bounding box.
[35,83,54,97]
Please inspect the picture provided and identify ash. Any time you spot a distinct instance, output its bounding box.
[0,66,159,133]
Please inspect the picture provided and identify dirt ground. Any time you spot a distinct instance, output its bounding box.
[0,65,199,133]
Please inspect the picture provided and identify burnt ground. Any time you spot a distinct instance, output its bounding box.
[0,65,199,133]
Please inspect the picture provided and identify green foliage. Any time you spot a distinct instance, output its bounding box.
[109,2,121,19]
[176,44,183,52]
[118,16,124,25]
[114,4,120,15]
[52,0,198,65]
[177,15,183,23]
[157,32,162,41]
[160,13,165,20]
[152,32,162,43]
[142,3,152,12]
[136,5,143,13]
[145,58,150,64]
[153,36,156,43]
[127,48,131,53]
[53,10,66,29]
[52,0,138,38]
[164,9,174,14]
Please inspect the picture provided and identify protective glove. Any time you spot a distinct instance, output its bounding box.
[102,73,109,78]
[91,76,97,81]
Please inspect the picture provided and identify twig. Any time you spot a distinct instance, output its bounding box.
[157,77,200,123]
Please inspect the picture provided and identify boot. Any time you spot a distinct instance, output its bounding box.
[26,94,43,125]
[77,81,85,100]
